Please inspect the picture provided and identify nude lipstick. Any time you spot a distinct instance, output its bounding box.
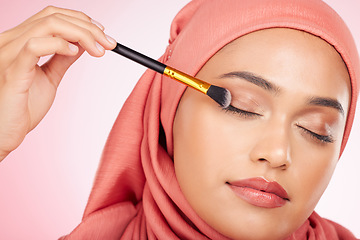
[227,177,289,208]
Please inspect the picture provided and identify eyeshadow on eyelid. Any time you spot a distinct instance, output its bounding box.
[233,98,258,107]
[297,117,337,137]
[231,93,259,105]
[231,88,266,104]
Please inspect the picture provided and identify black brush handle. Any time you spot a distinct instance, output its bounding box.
[112,43,167,74]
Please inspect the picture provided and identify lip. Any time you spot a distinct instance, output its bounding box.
[227,177,289,208]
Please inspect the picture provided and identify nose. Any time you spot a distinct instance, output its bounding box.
[249,120,292,170]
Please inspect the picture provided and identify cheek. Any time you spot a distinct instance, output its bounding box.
[290,139,340,217]
[173,90,228,188]
[173,88,248,217]
[173,88,255,187]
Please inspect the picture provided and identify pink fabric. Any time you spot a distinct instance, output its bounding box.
[62,0,359,239]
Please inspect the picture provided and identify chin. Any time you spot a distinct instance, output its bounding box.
[219,227,292,240]
[200,203,302,240]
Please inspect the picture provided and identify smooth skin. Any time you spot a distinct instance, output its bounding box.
[173,28,350,240]
[0,6,116,161]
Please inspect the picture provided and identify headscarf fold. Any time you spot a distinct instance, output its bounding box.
[62,0,359,239]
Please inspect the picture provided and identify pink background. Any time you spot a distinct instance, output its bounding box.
[0,0,359,239]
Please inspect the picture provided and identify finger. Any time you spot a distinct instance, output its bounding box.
[42,44,85,88]
[23,15,115,57]
[47,13,115,49]
[1,13,115,71]
[1,6,103,47]
[20,6,93,30]
[11,37,79,78]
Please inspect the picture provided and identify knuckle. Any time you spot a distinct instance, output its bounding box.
[56,38,67,50]
[43,14,59,27]
[43,5,57,14]
[80,28,93,39]
[91,23,104,34]
[51,12,62,18]
[24,38,37,53]
[74,10,91,21]
[87,26,103,39]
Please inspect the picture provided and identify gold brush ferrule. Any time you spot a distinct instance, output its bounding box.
[164,66,211,94]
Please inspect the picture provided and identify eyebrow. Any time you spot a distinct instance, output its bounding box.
[219,71,280,94]
[308,97,344,116]
[218,71,345,116]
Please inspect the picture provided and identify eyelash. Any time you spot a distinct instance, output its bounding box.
[296,124,334,144]
[223,105,334,144]
[222,105,262,119]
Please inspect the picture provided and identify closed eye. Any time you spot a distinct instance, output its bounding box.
[223,105,262,119]
[296,124,334,144]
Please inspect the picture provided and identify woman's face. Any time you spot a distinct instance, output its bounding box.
[173,28,350,240]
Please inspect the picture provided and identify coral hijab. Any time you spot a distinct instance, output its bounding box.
[62,0,359,239]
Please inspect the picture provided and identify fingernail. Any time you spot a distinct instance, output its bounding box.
[105,35,116,45]
[91,19,104,30]
[68,43,79,53]
[95,42,104,53]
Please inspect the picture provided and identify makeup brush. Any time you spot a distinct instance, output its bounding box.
[112,43,231,108]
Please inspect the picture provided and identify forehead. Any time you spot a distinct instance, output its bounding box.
[217,28,343,63]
